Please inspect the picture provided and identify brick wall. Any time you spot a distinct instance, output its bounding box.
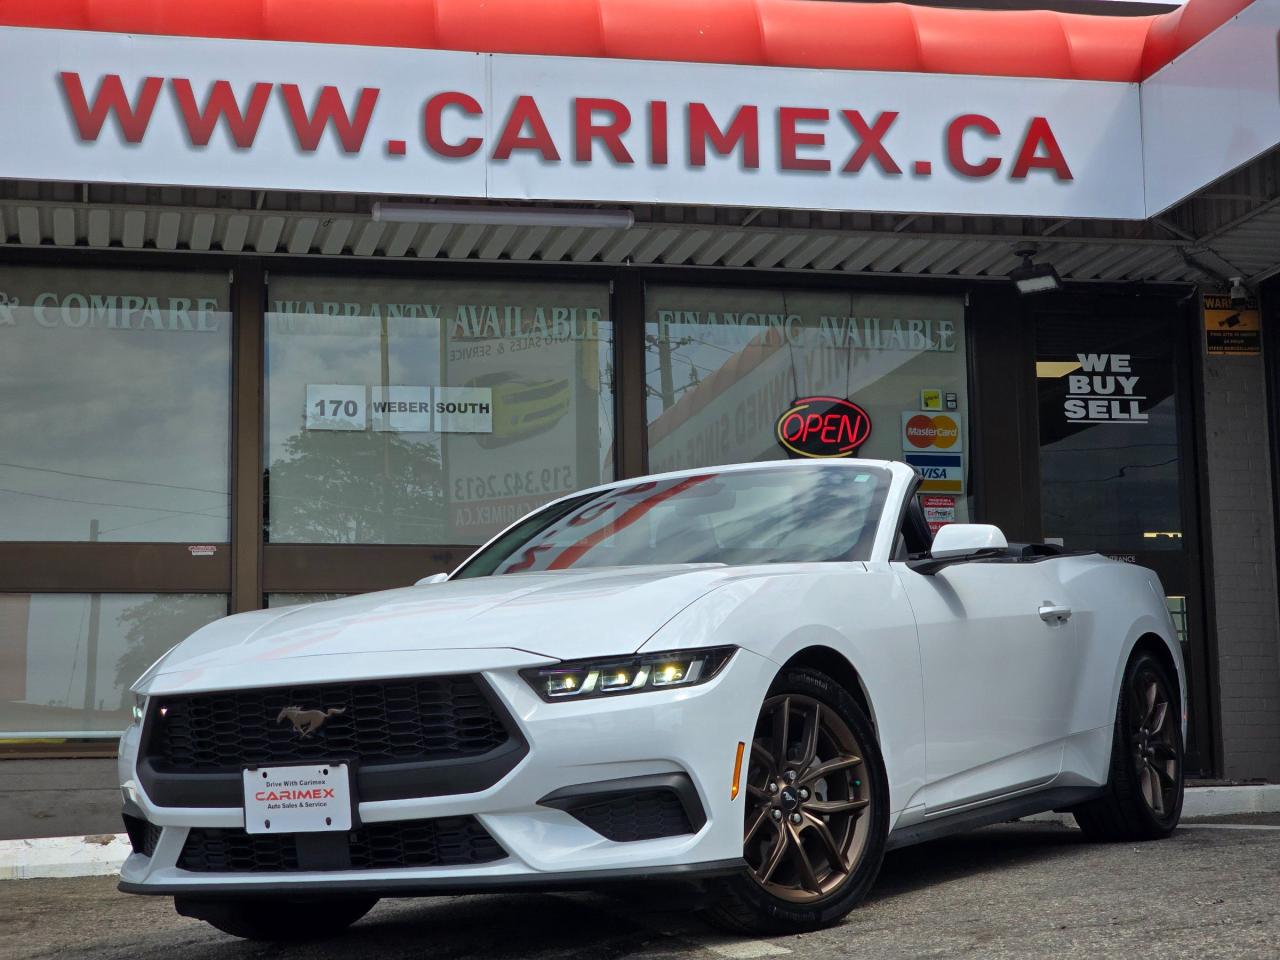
[1201,329,1280,780]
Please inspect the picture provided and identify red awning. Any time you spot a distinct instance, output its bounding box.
[0,0,1255,82]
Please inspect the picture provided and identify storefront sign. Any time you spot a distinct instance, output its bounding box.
[902,413,963,451]
[307,384,492,433]
[1063,354,1147,423]
[904,452,965,494]
[920,389,943,411]
[1141,0,1280,214]
[775,397,872,459]
[1203,294,1261,356]
[371,386,431,433]
[306,384,367,431]
[0,26,1145,219]
[920,495,957,535]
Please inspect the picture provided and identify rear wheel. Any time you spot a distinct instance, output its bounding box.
[175,895,378,941]
[1072,650,1183,841]
[707,667,888,934]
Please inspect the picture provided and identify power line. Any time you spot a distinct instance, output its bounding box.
[0,461,227,497]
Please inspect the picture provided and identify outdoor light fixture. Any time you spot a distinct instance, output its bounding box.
[1229,276,1250,307]
[1009,247,1063,295]
[372,202,635,230]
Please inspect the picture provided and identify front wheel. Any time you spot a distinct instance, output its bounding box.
[706,667,889,934]
[1072,650,1184,841]
[175,895,379,941]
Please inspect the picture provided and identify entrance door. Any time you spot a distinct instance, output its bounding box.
[1031,296,1213,775]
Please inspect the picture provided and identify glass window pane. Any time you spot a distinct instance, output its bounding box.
[0,267,232,541]
[645,284,969,524]
[265,593,350,608]
[0,593,227,737]
[265,277,613,545]
[1036,311,1183,553]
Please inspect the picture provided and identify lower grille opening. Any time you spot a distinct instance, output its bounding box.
[178,817,506,873]
[123,814,162,857]
[539,775,706,843]
[565,790,695,842]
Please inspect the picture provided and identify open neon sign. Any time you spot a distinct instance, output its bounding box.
[775,396,872,458]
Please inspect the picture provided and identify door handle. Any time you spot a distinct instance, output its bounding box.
[1039,603,1072,624]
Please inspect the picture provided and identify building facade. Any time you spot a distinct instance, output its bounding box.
[1,0,1279,782]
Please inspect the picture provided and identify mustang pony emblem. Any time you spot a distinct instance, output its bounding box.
[275,705,346,738]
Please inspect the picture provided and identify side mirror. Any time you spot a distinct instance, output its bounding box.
[907,524,1008,575]
[414,572,449,586]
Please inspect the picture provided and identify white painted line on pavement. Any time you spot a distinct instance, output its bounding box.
[0,833,128,880]
[1178,823,1280,831]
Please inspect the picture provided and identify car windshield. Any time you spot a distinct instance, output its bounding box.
[453,464,892,577]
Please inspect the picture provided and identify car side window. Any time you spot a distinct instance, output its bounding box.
[898,495,934,558]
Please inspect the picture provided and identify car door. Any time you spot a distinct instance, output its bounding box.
[891,503,1081,813]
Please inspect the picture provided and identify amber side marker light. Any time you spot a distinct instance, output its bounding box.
[731,741,746,800]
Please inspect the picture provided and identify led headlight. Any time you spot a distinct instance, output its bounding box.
[522,646,735,702]
[131,693,146,724]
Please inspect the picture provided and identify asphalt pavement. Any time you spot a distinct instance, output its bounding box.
[3,820,1277,960]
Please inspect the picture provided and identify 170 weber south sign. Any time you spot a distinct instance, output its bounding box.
[0,26,1144,218]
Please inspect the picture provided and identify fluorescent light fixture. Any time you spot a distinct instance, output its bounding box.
[1010,249,1063,295]
[372,203,634,230]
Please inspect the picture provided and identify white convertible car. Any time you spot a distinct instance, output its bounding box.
[118,460,1185,938]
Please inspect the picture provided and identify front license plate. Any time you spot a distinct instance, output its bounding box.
[242,764,352,835]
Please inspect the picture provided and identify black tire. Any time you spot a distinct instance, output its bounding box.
[706,667,889,934]
[175,895,378,941]
[1072,650,1184,841]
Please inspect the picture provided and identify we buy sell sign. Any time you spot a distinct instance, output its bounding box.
[0,27,1144,218]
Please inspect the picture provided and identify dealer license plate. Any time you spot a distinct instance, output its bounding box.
[242,763,352,835]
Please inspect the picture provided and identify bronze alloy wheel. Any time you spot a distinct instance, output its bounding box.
[1129,664,1180,818]
[743,694,871,902]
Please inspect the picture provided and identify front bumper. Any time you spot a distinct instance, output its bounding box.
[118,646,774,895]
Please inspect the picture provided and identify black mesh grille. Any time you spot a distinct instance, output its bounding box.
[178,817,505,873]
[566,790,695,842]
[123,814,162,857]
[146,676,510,771]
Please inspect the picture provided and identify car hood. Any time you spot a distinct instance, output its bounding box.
[142,564,768,684]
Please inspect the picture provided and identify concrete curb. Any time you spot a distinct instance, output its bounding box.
[0,833,130,880]
[3,785,1277,880]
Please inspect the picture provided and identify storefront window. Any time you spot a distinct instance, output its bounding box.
[1035,311,1182,553]
[265,277,613,545]
[265,593,350,608]
[0,267,231,541]
[0,593,226,737]
[645,284,970,527]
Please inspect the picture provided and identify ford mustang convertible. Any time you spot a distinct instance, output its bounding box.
[117,460,1185,938]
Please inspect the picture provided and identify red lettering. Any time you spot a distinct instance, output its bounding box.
[1010,116,1072,181]
[840,110,901,175]
[649,101,668,166]
[507,544,554,572]
[779,107,829,172]
[255,791,266,801]
[324,788,335,798]
[575,98,633,163]
[569,501,616,526]
[171,79,271,149]
[819,414,839,444]
[782,413,805,442]
[280,84,378,153]
[688,104,759,169]
[424,91,482,158]
[947,114,1001,178]
[803,413,823,440]
[493,95,560,161]
[59,72,163,143]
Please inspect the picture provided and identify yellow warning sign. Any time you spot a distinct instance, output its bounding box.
[1204,294,1261,356]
